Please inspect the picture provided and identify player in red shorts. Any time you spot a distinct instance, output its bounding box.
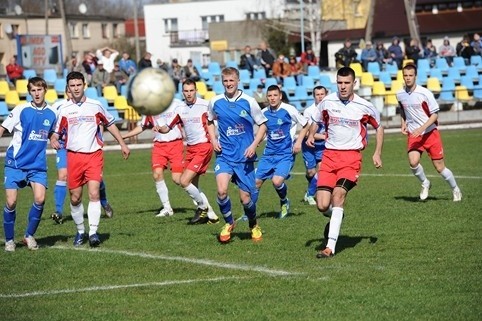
[156,79,219,224]
[396,63,461,202]
[306,67,384,258]
[122,99,185,218]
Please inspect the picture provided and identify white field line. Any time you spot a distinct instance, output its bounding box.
[51,246,300,277]
[0,276,248,298]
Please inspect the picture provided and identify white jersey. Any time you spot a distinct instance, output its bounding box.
[140,99,183,143]
[396,85,439,135]
[54,97,115,153]
[318,92,381,150]
[166,97,210,146]
[303,102,318,126]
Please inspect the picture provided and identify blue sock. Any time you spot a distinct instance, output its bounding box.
[243,199,257,221]
[251,188,259,204]
[99,180,108,208]
[25,202,44,237]
[3,206,16,241]
[308,174,318,197]
[54,180,67,214]
[274,182,288,202]
[217,196,234,224]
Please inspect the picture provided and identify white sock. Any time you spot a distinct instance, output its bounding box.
[87,201,101,236]
[200,191,218,219]
[326,207,344,254]
[184,184,206,209]
[411,164,429,185]
[440,167,458,189]
[155,180,171,210]
[70,203,85,234]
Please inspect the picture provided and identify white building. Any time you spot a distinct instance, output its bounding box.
[144,0,285,67]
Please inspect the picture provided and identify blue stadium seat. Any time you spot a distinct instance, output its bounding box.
[439,77,455,103]
[291,85,309,103]
[85,87,99,99]
[208,62,221,79]
[416,71,428,86]
[318,74,332,89]
[212,81,224,94]
[43,68,58,86]
[307,65,321,82]
[120,84,128,97]
[452,56,467,74]
[378,71,392,88]
[248,78,262,92]
[225,60,238,68]
[264,77,277,88]
[0,101,9,119]
[22,69,37,79]
[283,76,297,94]
[301,75,315,93]
[384,62,398,77]
[417,59,431,77]
[54,78,67,96]
[239,69,251,87]
[367,62,381,79]
[429,68,443,80]
[470,55,482,69]
[253,68,267,79]
[460,75,474,92]
[447,67,461,84]
[465,65,479,81]
[97,97,110,110]
[435,58,450,75]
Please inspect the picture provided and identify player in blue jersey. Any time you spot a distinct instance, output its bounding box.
[207,67,268,243]
[255,85,308,219]
[295,86,328,206]
[0,77,57,251]
[50,89,114,224]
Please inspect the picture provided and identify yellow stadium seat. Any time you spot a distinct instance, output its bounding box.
[0,80,10,98]
[195,81,208,97]
[403,59,414,67]
[15,79,29,97]
[385,90,399,106]
[349,62,363,78]
[124,106,141,122]
[5,90,20,108]
[390,80,404,93]
[45,89,58,104]
[360,72,375,87]
[396,70,404,82]
[114,95,129,110]
[372,81,386,96]
[455,85,472,102]
[426,77,441,93]
[103,85,118,103]
[203,91,216,100]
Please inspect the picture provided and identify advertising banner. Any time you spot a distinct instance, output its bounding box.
[16,34,63,74]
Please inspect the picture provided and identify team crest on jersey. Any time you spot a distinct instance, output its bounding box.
[277,118,283,125]
[214,164,220,172]
[239,110,248,117]
[8,113,13,118]
[43,119,51,126]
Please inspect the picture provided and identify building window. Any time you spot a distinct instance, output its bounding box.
[201,15,224,30]
[163,18,178,33]
[69,22,78,38]
[82,23,90,38]
[246,12,266,20]
[113,23,119,38]
[101,23,108,39]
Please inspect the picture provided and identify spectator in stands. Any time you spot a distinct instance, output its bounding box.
[334,39,358,68]
[288,56,304,85]
[239,45,261,77]
[138,52,152,71]
[456,34,475,65]
[253,84,268,109]
[182,59,201,82]
[405,38,422,65]
[438,37,456,66]
[6,56,24,85]
[118,52,137,77]
[96,46,119,74]
[423,39,438,68]
[360,41,377,71]
[156,59,169,72]
[66,53,83,74]
[82,52,97,85]
[300,46,318,72]
[375,41,392,69]
[388,36,404,69]
[111,63,129,94]
[272,55,291,85]
[470,33,482,57]
[169,59,184,92]
[277,81,290,104]
[91,62,111,97]
[257,41,276,77]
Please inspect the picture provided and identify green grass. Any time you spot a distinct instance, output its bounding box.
[0,128,481,321]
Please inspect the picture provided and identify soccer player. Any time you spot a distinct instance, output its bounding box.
[50,71,130,248]
[306,67,384,258]
[255,85,308,219]
[296,85,328,206]
[207,67,268,243]
[155,79,219,224]
[396,63,462,201]
[50,89,114,224]
[1,77,57,251]
[122,99,185,218]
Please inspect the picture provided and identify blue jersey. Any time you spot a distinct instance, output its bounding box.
[208,91,267,163]
[262,102,307,157]
[2,102,57,171]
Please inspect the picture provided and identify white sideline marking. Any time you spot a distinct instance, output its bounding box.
[51,246,300,276]
[0,276,247,298]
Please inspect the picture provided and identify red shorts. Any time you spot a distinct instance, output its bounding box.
[407,129,444,160]
[67,149,103,189]
[184,142,213,174]
[152,140,184,173]
[317,149,362,189]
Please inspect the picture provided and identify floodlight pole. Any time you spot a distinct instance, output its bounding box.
[404,0,420,41]
[300,0,305,53]
[132,0,141,62]
[44,0,49,35]
[59,0,73,60]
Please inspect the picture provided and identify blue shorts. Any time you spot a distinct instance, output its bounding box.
[214,158,256,194]
[255,154,294,181]
[56,148,67,170]
[302,143,324,170]
[4,167,48,189]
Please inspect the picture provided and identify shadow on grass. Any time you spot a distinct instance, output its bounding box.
[394,195,442,202]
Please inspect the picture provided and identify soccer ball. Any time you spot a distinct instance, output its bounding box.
[127,67,176,115]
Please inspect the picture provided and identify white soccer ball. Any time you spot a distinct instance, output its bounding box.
[127,67,176,115]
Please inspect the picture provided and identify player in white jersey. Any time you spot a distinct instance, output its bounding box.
[123,99,185,217]
[294,85,328,206]
[1,77,57,251]
[397,63,461,202]
[50,71,130,248]
[306,67,384,258]
[156,79,219,224]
